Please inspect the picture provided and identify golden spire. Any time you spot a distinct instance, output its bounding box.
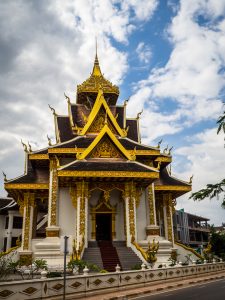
[92,39,102,77]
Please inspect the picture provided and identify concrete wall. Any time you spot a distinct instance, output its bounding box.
[0,262,224,300]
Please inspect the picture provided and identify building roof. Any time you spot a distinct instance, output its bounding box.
[57,116,74,142]
[59,160,157,173]
[126,119,139,142]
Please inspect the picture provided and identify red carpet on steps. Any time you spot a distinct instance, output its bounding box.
[98,241,122,272]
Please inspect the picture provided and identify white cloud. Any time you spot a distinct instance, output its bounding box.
[136,42,152,64]
[173,127,225,225]
[0,0,158,195]
[127,0,225,141]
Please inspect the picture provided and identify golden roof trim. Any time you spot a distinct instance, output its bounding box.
[58,170,159,178]
[77,124,134,160]
[29,154,49,160]
[5,183,49,190]
[155,156,172,162]
[80,89,125,137]
[154,185,191,191]
[48,148,84,154]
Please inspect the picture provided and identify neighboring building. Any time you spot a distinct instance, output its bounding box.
[173,210,210,250]
[0,197,22,252]
[2,53,192,268]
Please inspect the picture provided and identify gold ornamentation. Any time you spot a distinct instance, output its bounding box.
[29,154,49,160]
[90,194,116,240]
[155,156,172,162]
[154,185,191,191]
[77,181,88,239]
[80,89,125,137]
[77,60,119,96]
[23,193,35,250]
[90,182,124,193]
[89,137,122,158]
[58,170,158,178]
[48,148,83,154]
[148,185,155,225]
[46,229,59,237]
[164,194,173,242]
[49,157,58,226]
[5,183,49,189]
[77,124,134,160]
[131,150,160,156]
[146,239,159,263]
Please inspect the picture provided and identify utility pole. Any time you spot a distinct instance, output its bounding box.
[63,236,69,300]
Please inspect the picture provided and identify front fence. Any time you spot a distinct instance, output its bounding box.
[0,262,225,299]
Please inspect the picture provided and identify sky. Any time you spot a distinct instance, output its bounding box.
[0,0,225,225]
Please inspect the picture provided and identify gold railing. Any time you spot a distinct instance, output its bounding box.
[175,241,204,260]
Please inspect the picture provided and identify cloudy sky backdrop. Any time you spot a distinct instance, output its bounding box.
[0,0,225,224]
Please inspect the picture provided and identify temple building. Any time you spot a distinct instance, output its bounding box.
[3,53,192,268]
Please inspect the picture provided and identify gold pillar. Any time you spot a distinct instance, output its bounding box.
[163,193,174,245]
[19,192,35,264]
[46,157,59,237]
[76,181,88,249]
[124,182,137,245]
[146,184,160,236]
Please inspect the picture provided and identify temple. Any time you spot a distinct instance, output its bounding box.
[3,53,192,268]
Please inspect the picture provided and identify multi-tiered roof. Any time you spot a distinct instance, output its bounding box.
[4,54,191,199]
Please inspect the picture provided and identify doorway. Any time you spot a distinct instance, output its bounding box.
[96,213,112,241]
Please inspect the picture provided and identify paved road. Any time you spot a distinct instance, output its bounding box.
[132,278,225,300]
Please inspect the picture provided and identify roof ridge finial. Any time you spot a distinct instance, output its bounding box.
[94,36,99,65]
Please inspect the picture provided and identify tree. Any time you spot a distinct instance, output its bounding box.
[190,105,225,207]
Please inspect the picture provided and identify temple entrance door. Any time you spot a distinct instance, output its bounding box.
[96,213,112,241]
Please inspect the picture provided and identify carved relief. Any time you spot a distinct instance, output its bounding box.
[89,137,122,159]
[49,158,58,226]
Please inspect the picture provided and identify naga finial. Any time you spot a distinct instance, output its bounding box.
[21,139,28,153]
[136,109,143,119]
[163,145,168,154]
[48,104,57,116]
[2,171,7,182]
[64,92,71,104]
[124,98,129,106]
[47,135,52,146]
[189,175,193,184]
[157,139,163,148]
[168,146,173,155]
[28,142,32,153]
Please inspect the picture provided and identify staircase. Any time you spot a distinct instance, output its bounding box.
[98,241,121,272]
[82,242,103,270]
[113,241,142,270]
[82,241,143,272]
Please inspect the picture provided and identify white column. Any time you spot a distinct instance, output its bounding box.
[6,212,14,249]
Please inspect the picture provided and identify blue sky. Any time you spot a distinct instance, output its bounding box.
[0,0,224,224]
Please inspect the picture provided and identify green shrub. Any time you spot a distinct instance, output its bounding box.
[131,263,142,270]
[47,272,62,278]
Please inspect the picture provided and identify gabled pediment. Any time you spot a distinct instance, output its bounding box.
[77,125,135,161]
[80,89,126,137]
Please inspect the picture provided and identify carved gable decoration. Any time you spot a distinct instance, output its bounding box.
[87,108,117,134]
[88,136,123,159]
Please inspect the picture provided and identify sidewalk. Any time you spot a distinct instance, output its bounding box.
[74,271,225,300]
